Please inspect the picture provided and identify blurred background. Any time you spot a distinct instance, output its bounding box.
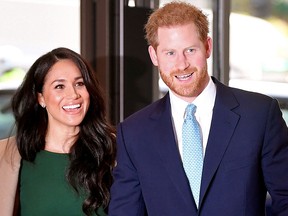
[0,1,286,214]
[0,0,80,138]
[0,0,287,140]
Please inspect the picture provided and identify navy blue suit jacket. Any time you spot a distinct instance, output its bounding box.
[109,77,288,216]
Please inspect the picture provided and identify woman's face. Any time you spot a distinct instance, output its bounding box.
[38,59,90,129]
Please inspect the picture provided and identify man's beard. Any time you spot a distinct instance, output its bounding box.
[159,65,209,98]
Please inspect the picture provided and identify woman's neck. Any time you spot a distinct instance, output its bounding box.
[44,125,79,153]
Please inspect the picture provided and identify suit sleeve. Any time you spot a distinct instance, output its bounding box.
[262,99,288,215]
[109,123,147,216]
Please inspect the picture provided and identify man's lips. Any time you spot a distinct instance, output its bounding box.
[175,73,193,80]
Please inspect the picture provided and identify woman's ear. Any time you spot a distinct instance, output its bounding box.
[37,93,45,108]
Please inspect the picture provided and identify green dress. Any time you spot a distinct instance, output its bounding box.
[19,150,106,216]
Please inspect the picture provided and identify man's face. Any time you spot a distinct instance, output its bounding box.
[148,23,212,103]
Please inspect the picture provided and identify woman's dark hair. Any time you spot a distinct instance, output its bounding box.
[11,47,116,215]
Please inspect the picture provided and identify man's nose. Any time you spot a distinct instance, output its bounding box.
[176,53,190,71]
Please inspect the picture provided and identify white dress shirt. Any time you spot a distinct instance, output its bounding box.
[169,77,216,159]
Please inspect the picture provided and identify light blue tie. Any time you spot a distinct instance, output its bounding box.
[182,104,203,208]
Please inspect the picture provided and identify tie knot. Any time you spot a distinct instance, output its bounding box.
[185,104,196,119]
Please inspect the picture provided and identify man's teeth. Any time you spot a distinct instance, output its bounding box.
[63,104,80,109]
[176,73,192,79]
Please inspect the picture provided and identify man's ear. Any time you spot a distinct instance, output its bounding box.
[205,36,213,58]
[148,45,159,66]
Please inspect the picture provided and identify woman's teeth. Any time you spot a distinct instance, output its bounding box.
[62,104,81,110]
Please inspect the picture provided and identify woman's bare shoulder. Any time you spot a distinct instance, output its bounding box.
[0,136,20,168]
[0,136,16,152]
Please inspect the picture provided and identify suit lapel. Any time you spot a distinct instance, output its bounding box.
[199,79,240,207]
[150,80,240,212]
[150,94,197,210]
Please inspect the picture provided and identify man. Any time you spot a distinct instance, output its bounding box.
[109,2,288,215]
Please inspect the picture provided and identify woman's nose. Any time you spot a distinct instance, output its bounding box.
[67,86,80,99]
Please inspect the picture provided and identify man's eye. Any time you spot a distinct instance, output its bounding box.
[166,51,174,56]
[187,48,195,53]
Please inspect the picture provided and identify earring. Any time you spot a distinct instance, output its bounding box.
[41,104,46,108]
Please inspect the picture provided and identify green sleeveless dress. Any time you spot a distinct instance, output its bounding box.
[19,150,106,216]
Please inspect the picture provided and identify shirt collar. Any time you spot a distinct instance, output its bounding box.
[169,77,216,118]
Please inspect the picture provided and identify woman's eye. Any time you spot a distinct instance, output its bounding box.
[76,81,85,87]
[55,84,64,89]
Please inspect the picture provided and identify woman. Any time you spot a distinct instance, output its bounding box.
[0,47,116,215]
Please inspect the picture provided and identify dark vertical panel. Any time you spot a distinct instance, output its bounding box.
[124,6,153,118]
[212,0,230,85]
[80,1,155,124]
[81,0,118,124]
[110,0,123,124]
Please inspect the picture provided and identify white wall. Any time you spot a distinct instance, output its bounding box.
[0,0,80,71]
